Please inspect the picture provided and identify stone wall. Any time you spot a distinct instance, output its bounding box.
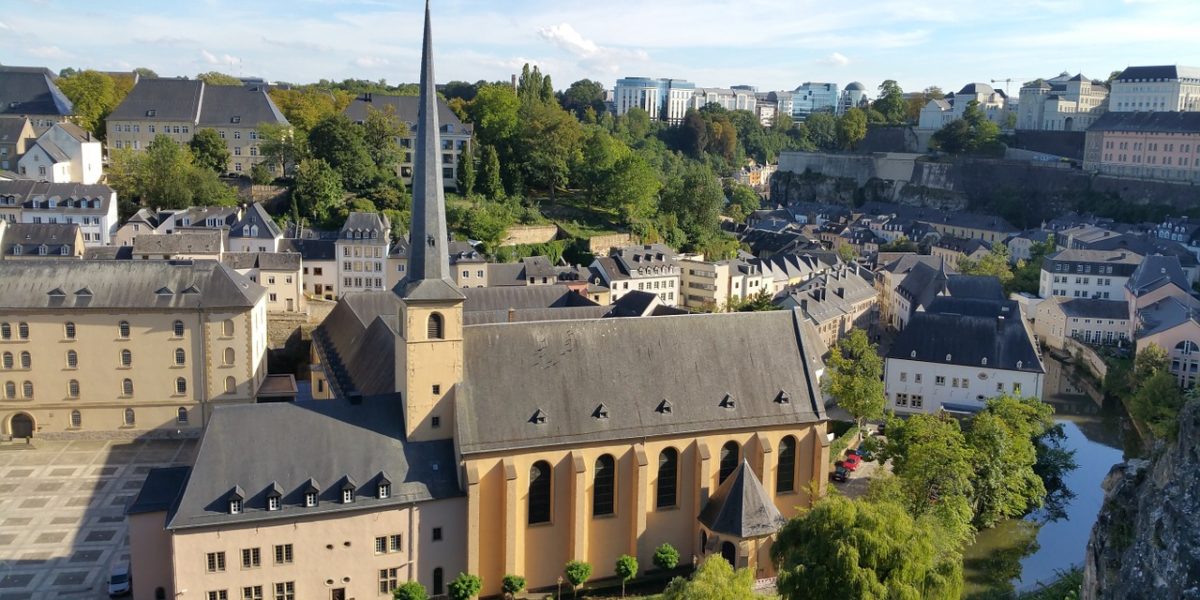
[501,224,561,246]
[586,232,634,255]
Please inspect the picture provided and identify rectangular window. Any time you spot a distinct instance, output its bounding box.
[911,395,923,409]
[914,374,922,384]
[375,536,387,554]
[273,544,293,564]
[241,547,260,568]
[207,592,228,600]
[390,534,402,551]
[432,527,443,541]
[206,552,226,573]
[899,372,907,382]
[273,582,294,600]
[935,376,946,386]
[242,586,263,600]
[895,393,908,407]
[379,568,400,594]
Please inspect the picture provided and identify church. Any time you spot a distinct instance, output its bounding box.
[127,5,831,599]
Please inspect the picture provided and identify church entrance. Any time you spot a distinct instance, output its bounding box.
[721,541,737,566]
[10,413,33,438]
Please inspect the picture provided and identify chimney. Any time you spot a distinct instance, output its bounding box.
[508,307,516,323]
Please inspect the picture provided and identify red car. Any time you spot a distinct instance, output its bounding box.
[840,454,863,471]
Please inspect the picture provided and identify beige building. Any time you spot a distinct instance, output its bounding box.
[0,260,267,438]
[129,13,830,600]
[1084,111,1200,183]
[337,212,391,294]
[1017,73,1108,132]
[591,244,682,306]
[777,265,878,348]
[0,222,84,259]
[1033,297,1132,350]
[1109,65,1200,112]
[679,254,770,310]
[106,79,289,176]
[931,236,991,272]
[222,252,305,313]
[0,117,35,172]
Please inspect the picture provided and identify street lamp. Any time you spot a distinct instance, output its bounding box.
[557,575,563,599]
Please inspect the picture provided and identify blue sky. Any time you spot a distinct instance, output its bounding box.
[2,0,1198,96]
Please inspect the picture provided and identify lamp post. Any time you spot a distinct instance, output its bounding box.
[557,575,563,599]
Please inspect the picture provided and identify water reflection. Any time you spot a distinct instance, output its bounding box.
[961,357,1128,597]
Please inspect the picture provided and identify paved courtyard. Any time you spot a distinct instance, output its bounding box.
[0,438,198,600]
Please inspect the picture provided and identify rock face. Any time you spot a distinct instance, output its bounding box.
[1082,401,1200,599]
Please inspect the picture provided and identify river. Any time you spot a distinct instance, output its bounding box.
[961,357,1132,598]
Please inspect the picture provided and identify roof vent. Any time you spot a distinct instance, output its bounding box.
[982,357,989,366]
[47,287,65,297]
[719,394,735,409]
[775,391,790,404]
[946,353,952,362]
[592,404,609,419]
[182,285,200,294]
[1017,360,1024,369]
[530,409,547,425]
[656,399,672,414]
[910,350,917,358]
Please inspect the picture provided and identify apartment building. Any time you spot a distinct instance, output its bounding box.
[0,180,118,245]
[284,238,337,301]
[343,94,472,191]
[16,122,102,184]
[931,236,992,271]
[1109,65,1200,112]
[778,265,878,347]
[106,79,289,175]
[0,260,267,438]
[1017,73,1109,132]
[0,117,35,171]
[0,222,84,259]
[1083,111,1200,183]
[336,212,391,294]
[613,77,695,123]
[690,87,757,112]
[678,254,769,310]
[919,83,1010,131]
[132,231,226,261]
[590,243,681,306]
[1033,297,1132,350]
[0,66,73,132]
[1039,248,1142,299]
[222,252,305,313]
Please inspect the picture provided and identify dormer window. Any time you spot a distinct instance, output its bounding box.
[267,495,280,511]
[146,109,156,117]
[229,498,242,514]
[342,488,354,503]
[12,245,20,256]
[304,492,318,507]
[231,116,241,124]
[378,483,390,499]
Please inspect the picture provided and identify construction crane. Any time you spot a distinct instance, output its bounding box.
[990,78,1035,96]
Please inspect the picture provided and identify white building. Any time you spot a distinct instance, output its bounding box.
[591,243,681,306]
[1039,248,1142,300]
[918,83,1011,131]
[0,180,117,245]
[335,212,390,295]
[678,254,769,310]
[16,122,102,184]
[1109,65,1200,112]
[1017,73,1109,132]
[228,203,283,253]
[690,88,757,113]
[885,299,1045,414]
[613,77,695,123]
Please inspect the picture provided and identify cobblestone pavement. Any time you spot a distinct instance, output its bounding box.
[0,439,198,600]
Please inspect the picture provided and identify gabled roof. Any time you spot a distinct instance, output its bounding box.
[1,223,79,256]
[229,202,282,240]
[888,310,1043,373]
[1138,296,1200,337]
[342,94,470,135]
[0,117,31,143]
[1056,298,1130,320]
[27,139,69,163]
[944,275,1005,301]
[221,252,301,271]
[198,85,288,127]
[1126,255,1191,297]
[280,238,336,261]
[127,466,191,517]
[0,260,263,309]
[133,230,223,255]
[108,79,204,122]
[0,180,115,212]
[0,66,73,118]
[698,460,786,539]
[339,212,389,239]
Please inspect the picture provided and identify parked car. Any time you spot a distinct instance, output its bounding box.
[848,447,876,462]
[841,454,863,471]
[830,465,850,482]
[107,563,131,597]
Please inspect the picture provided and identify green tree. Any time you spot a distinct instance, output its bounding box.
[930,100,1002,155]
[250,163,274,185]
[882,412,975,549]
[518,100,583,201]
[308,114,376,192]
[257,123,307,175]
[872,80,907,124]
[836,108,868,150]
[576,127,629,207]
[1132,369,1185,440]
[459,200,514,252]
[727,289,778,312]
[500,574,525,599]
[55,70,119,138]
[108,135,237,210]
[615,555,638,598]
[957,243,1014,290]
[622,107,651,141]
[824,330,885,434]
[805,112,838,150]
[772,495,963,600]
[724,182,761,222]
[447,573,482,600]
[966,396,1054,527]
[1010,233,1056,295]
[658,162,724,251]
[467,84,521,149]
[362,105,408,174]
[456,147,476,195]
[478,145,504,200]
[188,128,231,173]
[563,560,591,599]
[393,581,427,600]
[662,555,755,600]
[196,71,242,86]
[609,153,661,225]
[268,86,353,133]
[878,236,918,253]
[837,243,857,264]
[1134,343,1169,382]
[292,158,345,226]
[560,79,607,118]
[652,543,680,571]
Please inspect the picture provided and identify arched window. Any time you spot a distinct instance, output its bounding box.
[19,352,30,369]
[2,352,11,369]
[222,319,234,336]
[2,381,12,398]
[67,380,79,398]
[66,350,77,368]
[593,455,616,517]
[17,322,28,339]
[657,448,679,509]
[0,323,9,340]
[225,376,236,393]
[528,460,552,524]
[427,313,444,340]
[223,347,235,365]
[777,436,797,493]
[177,407,188,424]
[433,568,444,596]
[175,378,188,395]
[70,410,81,427]
[719,441,739,484]
[64,322,75,339]
[22,381,33,398]
[174,348,186,365]
[1175,340,1200,355]
[122,379,134,396]
[118,321,130,338]
[172,320,184,337]
[120,349,132,367]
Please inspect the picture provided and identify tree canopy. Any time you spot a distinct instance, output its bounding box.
[662,555,756,600]
[196,71,243,86]
[107,136,237,210]
[188,128,230,173]
[930,100,1003,155]
[824,330,885,432]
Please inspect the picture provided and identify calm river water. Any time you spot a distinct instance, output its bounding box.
[961,357,1132,597]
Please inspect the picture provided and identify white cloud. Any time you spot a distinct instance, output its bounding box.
[200,49,241,66]
[28,45,71,59]
[0,20,10,30]
[538,23,600,57]
[820,52,851,67]
[353,56,391,68]
[536,22,648,78]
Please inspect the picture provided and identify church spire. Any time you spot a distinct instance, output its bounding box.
[401,0,461,300]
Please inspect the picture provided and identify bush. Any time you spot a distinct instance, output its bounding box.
[615,554,638,597]
[564,561,592,598]
[501,574,526,598]
[829,425,861,463]
[653,543,680,571]
[448,573,482,600]
[393,581,428,600]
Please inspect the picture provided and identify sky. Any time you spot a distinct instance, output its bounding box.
[2,0,1199,96]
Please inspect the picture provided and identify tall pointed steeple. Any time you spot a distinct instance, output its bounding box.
[400,0,462,300]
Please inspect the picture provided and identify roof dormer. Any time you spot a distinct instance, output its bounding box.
[228,486,245,515]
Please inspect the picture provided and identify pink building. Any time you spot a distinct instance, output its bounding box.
[1084,112,1200,183]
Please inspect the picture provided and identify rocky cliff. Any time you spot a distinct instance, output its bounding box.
[1082,400,1200,599]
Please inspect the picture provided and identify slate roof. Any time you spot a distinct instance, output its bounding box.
[229,203,282,240]
[339,212,389,242]
[280,238,336,261]
[935,236,990,255]
[888,310,1043,373]
[1138,296,1200,337]
[127,466,191,517]
[28,139,69,163]
[698,460,786,539]
[221,252,301,271]
[896,261,949,308]
[1,223,79,257]
[456,310,827,455]
[959,83,995,95]
[108,79,204,122]
[0,117,31,144]
[133,231,223,255]
[0,260,263,309]
[1126,255,1191,296]
[944,275,1005,301]
[1043,248,1143,275]
[167,398,460,530]
[461,284,598,313]
[0,66,73,118]
[0,180,114,212]
[924,297,1019,319]
[197,85,288,127]
[1114,65,1200,82]
[342,94,470,135]
[82,246,133,260]
[1057,298,1130,320]
[1088,111,1200,134]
